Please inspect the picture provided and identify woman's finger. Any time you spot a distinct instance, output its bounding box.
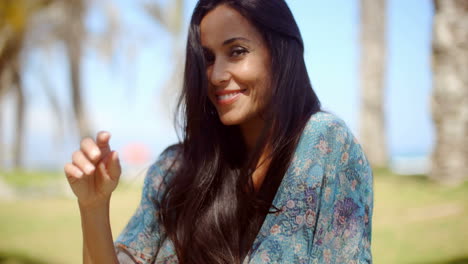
[96,131,111,158]
[64,162,84,184]
[72,150,96,175]
[98,151,121,181]
[80,137,101,163]
[106,151,121,181]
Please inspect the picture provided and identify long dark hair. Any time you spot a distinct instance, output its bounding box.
[159,0,321,263]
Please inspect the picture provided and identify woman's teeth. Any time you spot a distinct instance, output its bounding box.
[218,92,241,101]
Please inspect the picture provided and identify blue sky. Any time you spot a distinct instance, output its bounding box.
[1,0,434,169]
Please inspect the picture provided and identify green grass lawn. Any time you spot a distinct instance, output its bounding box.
[0,169,467,264]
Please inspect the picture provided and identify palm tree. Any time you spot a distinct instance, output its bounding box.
[0,0,120,168]
[359,0,388,168]
[62,0,92,138]
[144,0,186,119]
[430,0,468,184]
[0,0,53,168]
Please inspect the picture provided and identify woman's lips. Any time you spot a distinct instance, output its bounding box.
[215,89,246,105]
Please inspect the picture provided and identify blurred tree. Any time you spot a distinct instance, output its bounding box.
[62,0,91,139]
[430,0,468,184]
[44,0,121,140]
[0,0,53,168]
[359,0,388,168]
[144,0,186,120]
[0,0,120,168]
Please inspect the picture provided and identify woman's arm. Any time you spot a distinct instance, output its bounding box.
[310,118,374,263]
[113,145,181,263]
[80,200,118,264]
[83,242,92,264]
[64,131,122,264]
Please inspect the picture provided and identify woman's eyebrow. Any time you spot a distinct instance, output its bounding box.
[222,37,251,46]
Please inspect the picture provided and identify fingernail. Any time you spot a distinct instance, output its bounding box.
[76,170,84,177]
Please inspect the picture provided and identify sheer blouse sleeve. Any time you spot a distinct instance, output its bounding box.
[114,146,179,264]
[244,112,373,264]
[309,118,374,264]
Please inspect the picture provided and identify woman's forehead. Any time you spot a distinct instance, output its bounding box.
[200,4,262,48]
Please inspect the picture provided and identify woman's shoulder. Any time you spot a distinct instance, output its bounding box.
[297,111,370,168]
[145,143,183,185]
[152,144,183,170]
[301,111,352,140]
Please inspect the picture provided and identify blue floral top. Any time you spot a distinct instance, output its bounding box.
[114,112,374,264]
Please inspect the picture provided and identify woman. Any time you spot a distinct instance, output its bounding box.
[64,0,374,263]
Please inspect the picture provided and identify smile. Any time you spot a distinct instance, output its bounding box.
[215,90,246,105]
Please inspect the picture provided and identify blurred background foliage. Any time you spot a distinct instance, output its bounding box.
[0,0,467,263]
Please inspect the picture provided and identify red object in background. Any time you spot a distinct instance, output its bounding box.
[120,143,152,166]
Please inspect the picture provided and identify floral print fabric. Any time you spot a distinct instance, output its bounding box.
[114,112,374,264]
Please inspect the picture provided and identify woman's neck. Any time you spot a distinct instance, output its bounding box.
[240,117,272,191]
[240,117,265,153]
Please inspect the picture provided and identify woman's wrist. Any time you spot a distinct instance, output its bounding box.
[79,196,118,264]
[78,196,111,214]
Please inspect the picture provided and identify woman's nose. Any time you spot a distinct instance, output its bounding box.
[208,59,230,86]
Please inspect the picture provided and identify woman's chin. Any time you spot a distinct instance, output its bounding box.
[217,113,243,126]
[219,118,240,126]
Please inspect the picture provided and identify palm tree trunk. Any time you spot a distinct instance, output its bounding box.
[64,0,91,138]
[0,26,26,169]
[67,41,90,138]
[359,0,388,168]
[144,0,186,121]
[430,0,468,184]
[0,105,3,168]
[12,67,24,168]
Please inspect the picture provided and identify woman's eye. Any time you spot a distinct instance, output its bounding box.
[230,47,248,58]
[204,50,215,65]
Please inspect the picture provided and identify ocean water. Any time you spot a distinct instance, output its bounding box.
[389,152,430,175]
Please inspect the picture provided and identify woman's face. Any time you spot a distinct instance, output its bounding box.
[200,4,271,127]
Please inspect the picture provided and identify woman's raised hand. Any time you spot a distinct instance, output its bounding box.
[64,131,121,208]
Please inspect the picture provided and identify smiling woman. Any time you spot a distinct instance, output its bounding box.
[64,0,374,263]
[202,4,272,133]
